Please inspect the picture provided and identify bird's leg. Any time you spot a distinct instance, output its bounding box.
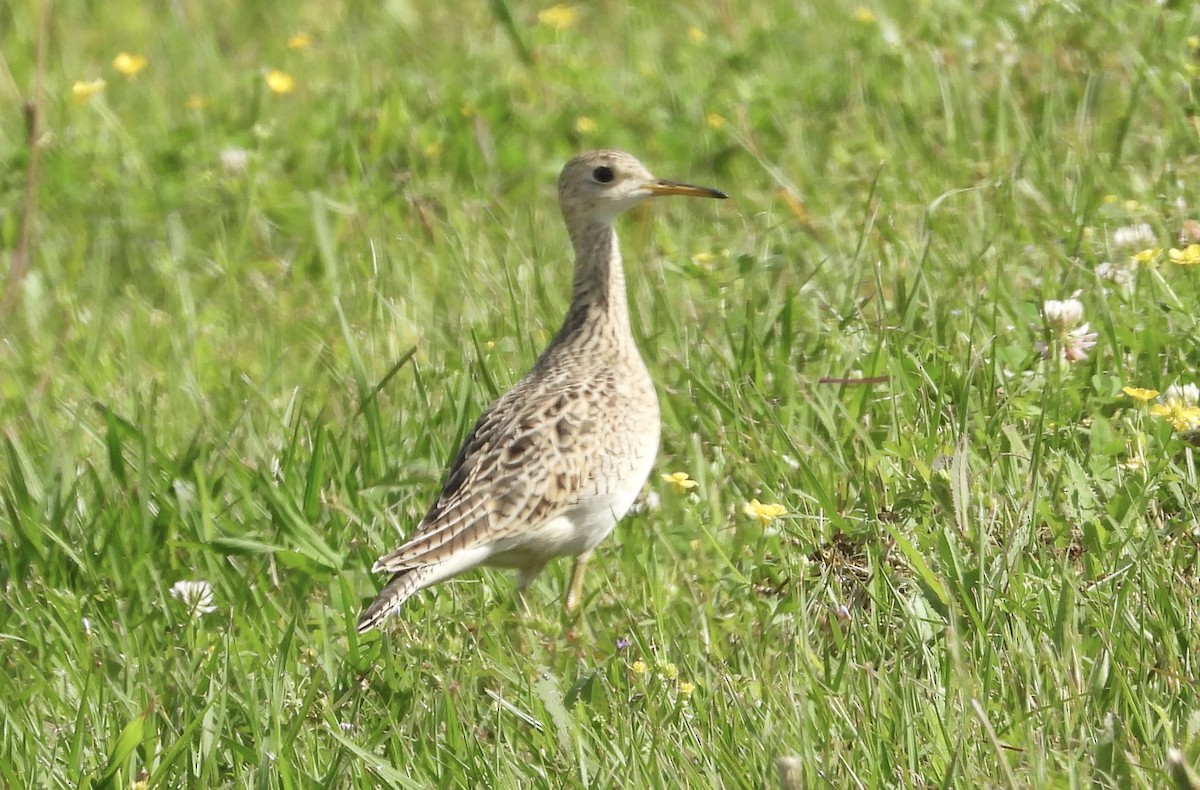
[565,550,592,614]
[516,561,547,617]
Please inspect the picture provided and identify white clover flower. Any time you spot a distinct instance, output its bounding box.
[1042,298,1085,330]
[1111,223,1155,248]
[170,580,217,616]
[1095,262,1134,288]
[219,147,249,174]
[1039,298,1097,363]
[1163,383,1199,406]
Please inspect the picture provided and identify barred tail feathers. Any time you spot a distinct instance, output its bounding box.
[356,568,437,632]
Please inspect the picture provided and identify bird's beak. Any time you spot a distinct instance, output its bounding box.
[645,179,728,200]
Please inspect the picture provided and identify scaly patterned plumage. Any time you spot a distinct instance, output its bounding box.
[358,150,726,632]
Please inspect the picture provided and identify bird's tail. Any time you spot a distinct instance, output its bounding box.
[356,567,439,633]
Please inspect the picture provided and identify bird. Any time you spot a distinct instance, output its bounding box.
[357,150,727,632]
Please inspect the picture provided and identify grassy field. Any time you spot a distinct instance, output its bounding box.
[3,0,1200,786]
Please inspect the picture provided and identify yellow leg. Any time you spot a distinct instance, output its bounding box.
[565,551,592,613]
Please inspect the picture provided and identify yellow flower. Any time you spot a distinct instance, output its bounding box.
[705,112,725,129]
[661,472,698,494]
[1102,194,1118,204]
[185,95,207,110]
[691,252,714,264]
[687,27,707,44]
[743,499,787,527]
[287,33,312,50]
[265,70,295,94]
[1123,199,1139,211]
[574,116,596,135]
[854,7,877,23]
[1168,244,1200,265]
[678,680,695,696]
[537,4,578,30]
[1189,35,1200,50]
[1122,387,1160,402]
[112,53,147,78]
[1131,248,1161,265]
[631,660,648,676]
[72,78,106,103]
[660,661,678,680]
[1150,401,1200,432]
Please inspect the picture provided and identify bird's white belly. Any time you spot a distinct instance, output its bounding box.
[490,427,658,564]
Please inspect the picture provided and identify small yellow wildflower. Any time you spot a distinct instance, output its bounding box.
[185,95,207,110]
[1188,35,1200,50]
[660,661,679,680]
[661,472,698,494]
[687,27,707,44]
[1131,248,1161,266]
[1122,387,1160,402]
[72,78,106,103]
[691,252,714,264]
[287,33,312,49]
[265,70,295,94]
[574,116,596,135]
[537,4,578,30]
[854,7,877,23]
[631,660,648,676]
[678,680,695,696]
[705,113,725,129]
[1102,194,1119,204]
[1150,401,1200,432]
[112,53,147,78]
[1168,244,1200,265]
[1123,199,1139,211]
[743,499,787,527]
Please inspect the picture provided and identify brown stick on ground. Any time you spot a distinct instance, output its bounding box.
[1,0,49,321]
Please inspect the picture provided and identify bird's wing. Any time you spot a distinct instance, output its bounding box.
[371,368,608,573]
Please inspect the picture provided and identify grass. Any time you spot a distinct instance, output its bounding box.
[3,0,1200,786]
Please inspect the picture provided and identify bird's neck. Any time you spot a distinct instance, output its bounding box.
[558,219,633,344]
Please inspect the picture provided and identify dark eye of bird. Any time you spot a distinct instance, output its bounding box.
[592,166,614,183]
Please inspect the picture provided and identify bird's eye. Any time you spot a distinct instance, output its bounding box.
[592,166,615,183]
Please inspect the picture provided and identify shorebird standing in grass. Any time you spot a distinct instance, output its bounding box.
[357,150,726,632]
